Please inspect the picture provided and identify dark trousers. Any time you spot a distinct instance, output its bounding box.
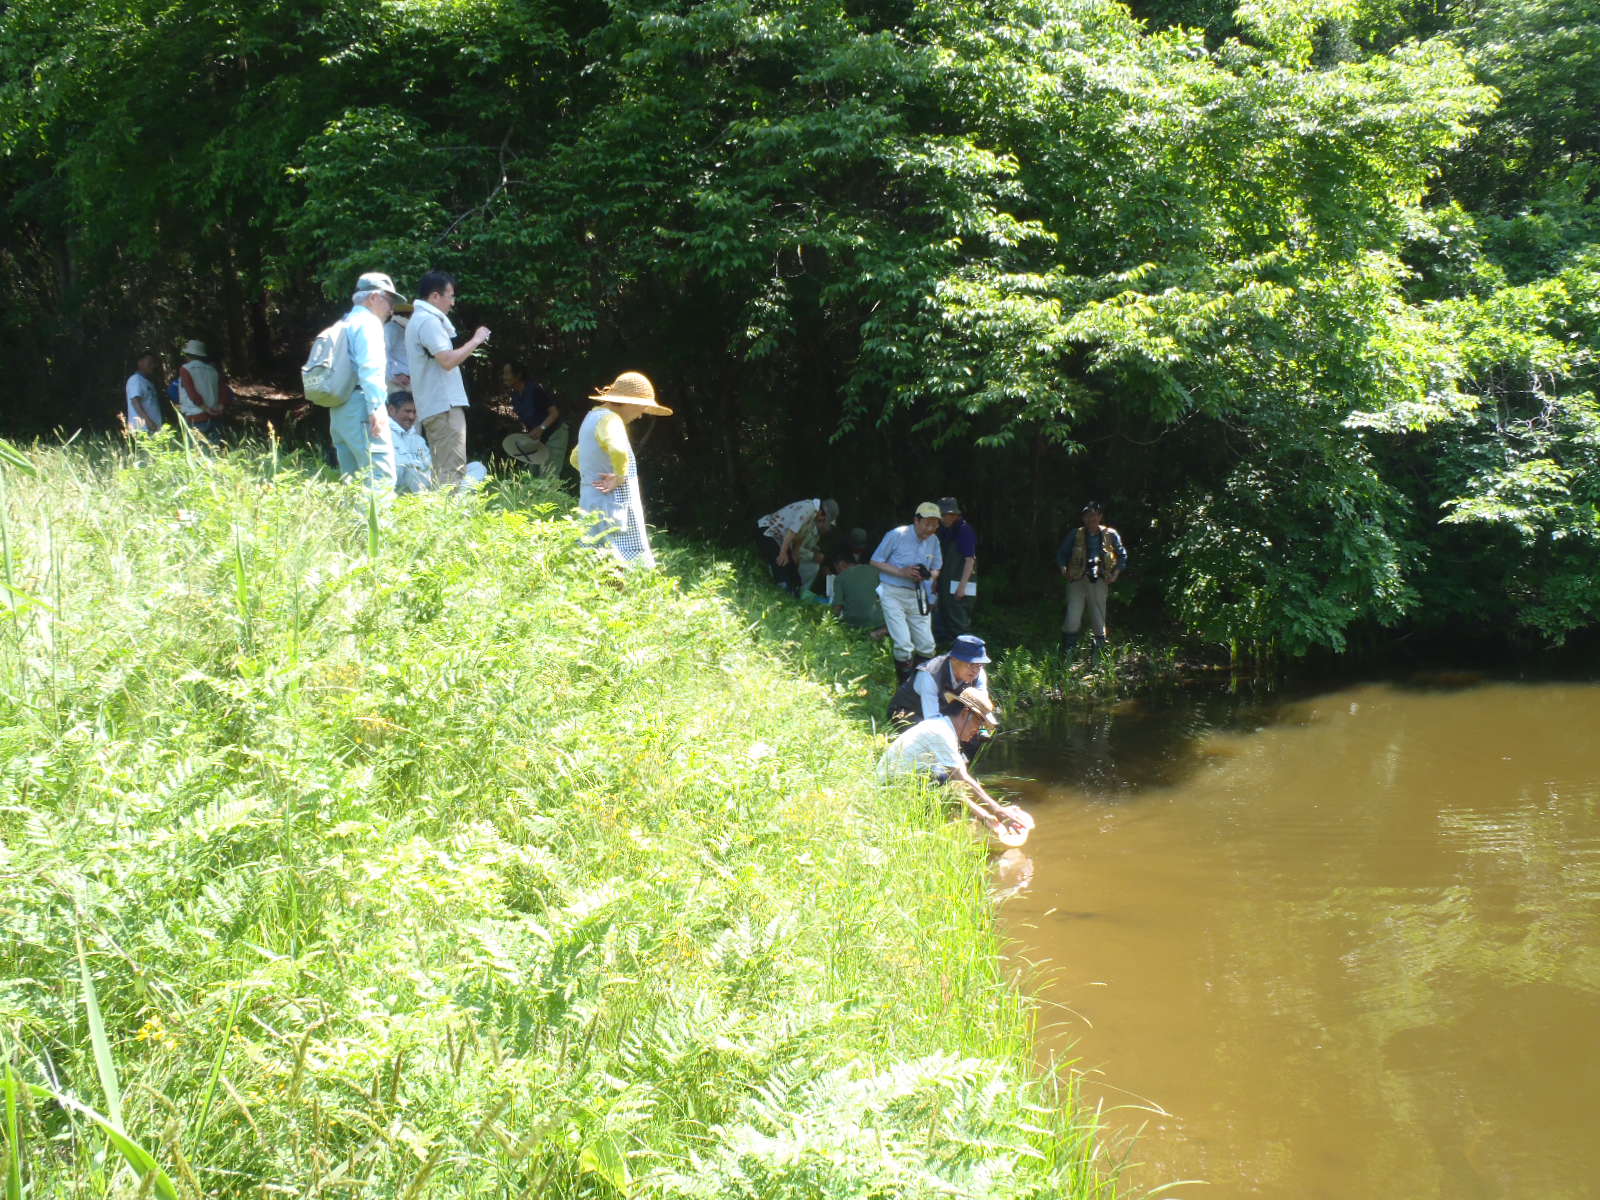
[933,591,974,643]
[756,533,801,593]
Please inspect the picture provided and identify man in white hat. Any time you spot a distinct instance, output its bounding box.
[568,371,672,567]
[871,502,944,683]
[330,271,402,494]
[174,338,228,437]
[406,269,490,489]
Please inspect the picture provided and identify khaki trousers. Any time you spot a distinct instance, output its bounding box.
[1063,577,1109,639]
[422,407,467,488]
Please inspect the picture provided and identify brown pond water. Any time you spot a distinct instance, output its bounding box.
[987,677,1600,1200]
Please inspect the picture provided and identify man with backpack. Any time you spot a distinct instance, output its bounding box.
[327,271,402,493]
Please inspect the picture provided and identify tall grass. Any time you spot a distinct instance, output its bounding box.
[0,433,1116,1198]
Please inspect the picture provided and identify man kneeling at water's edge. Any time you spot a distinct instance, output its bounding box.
[878,688,1030,844]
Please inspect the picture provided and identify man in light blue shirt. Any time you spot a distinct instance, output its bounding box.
[871,501,943,682]
[331,271,400,495]
[386,392,433,494]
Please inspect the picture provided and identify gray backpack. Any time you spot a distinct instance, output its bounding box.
[301,318,354,408]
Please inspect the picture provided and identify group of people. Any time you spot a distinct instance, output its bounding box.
[754,496,981,670]
[123,269,571,498]
[751,496,1130,846]
[124,271,1133,849]
[750,496,1024,840]
[322,269,494,496]
[122,339,233,438]
[356,269,671,573]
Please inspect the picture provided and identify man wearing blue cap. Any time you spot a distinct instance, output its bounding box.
[888,633,993,732]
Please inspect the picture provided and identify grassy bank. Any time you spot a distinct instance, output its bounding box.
[0,435,1114,1198]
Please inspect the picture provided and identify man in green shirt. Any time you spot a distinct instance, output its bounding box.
[831,544,885,634]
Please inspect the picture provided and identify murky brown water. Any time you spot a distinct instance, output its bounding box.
[990,677,1600,1200]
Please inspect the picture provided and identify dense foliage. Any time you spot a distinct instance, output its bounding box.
[0,437,1111,1198]
[2,0,1597,651]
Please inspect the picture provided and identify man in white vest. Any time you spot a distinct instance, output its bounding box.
[174,339,228,438]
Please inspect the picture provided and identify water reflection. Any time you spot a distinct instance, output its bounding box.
[991,679,1600,1200]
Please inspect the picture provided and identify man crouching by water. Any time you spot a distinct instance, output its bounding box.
[878,688,1030,844]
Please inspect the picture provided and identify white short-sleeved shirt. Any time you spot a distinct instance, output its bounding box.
[405,299,469,421]
[757,498,820,542]
[124,372,162,431]
[877,716,964,781]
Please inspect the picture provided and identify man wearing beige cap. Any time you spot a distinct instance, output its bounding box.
[406,269,490,489]
[871,502,943,682]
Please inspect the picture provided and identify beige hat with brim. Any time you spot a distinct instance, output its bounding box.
[181,339,208,358]
[503,432,550,467]
[948,686,1000,728]
[589,371,672,417]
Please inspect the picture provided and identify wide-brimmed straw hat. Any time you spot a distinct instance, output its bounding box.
[948,686,1000,728]
[503,432,550,468]
[589,371,671,417]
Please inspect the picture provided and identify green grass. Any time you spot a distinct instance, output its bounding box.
[0,433,1116,1198]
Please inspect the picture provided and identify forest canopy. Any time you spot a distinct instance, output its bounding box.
[3,0,1597,652]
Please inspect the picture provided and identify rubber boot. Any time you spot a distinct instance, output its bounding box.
[1059,632,1079,660]
[1090,634,1106,666]
[894,657,914,685]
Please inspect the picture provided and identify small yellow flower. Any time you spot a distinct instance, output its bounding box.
[134,1013,177,1048]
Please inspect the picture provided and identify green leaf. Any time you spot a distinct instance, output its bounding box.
[3,1065,22,1200]
[578,1132,632,1197]
[0,440,36,478]
[24,1083,177,1200]
[75,927,122,1129]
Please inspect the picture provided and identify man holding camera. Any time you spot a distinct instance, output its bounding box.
[1057,499,1127,663]
[406,269,490,490]
[871,501,943,683]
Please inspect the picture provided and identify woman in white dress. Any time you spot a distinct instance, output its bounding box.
[569,372,672,567]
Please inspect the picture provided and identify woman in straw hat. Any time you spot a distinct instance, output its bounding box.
[568,371,672,567]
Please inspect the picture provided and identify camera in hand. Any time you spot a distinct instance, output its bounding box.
[912,564,933,581]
